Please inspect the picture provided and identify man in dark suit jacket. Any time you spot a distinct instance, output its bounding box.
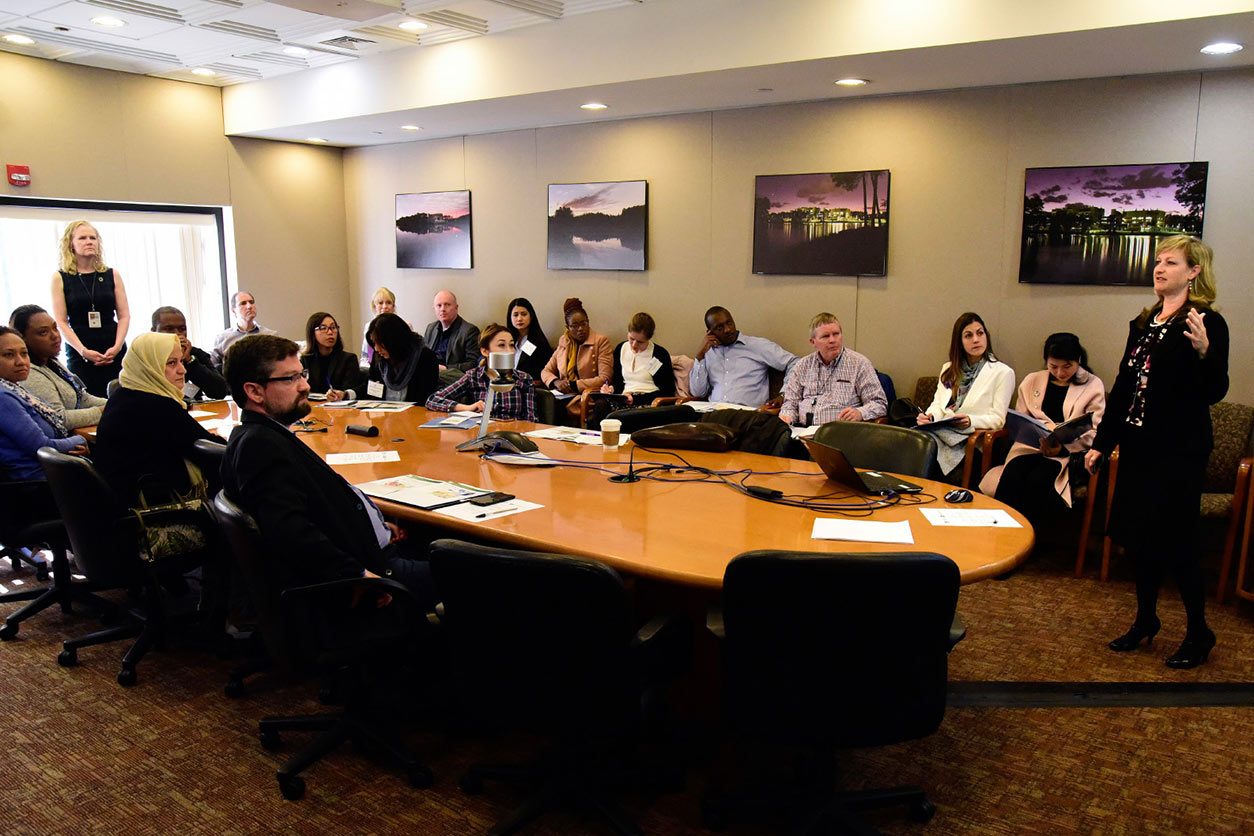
[422,290,480,385]
[152,306,228,400]
[220,334,435,605]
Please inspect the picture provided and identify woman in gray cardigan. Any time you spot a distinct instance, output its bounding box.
[9,304,107,430]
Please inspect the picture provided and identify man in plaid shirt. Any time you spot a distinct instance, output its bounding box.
[779,313,886,427]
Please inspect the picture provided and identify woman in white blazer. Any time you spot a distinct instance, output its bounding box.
[980,333,1105,521]
[917,312,1015,476]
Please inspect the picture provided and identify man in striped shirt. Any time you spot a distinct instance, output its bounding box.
[779,313,886,427]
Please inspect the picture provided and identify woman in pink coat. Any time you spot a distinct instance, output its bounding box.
[980,332,1105,523]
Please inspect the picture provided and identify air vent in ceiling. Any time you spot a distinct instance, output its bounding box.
[320,35,378,50]
[85,0,185,24]
[489,0,563,19]
[197,20,281,42]
[416,10,489,35]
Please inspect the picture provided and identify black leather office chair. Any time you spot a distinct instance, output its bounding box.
[813,420,942,479]
[0,479,52,580]
[606,402,698,434]
[533,387,558,425]
[38,448,209,686]
[703,550,961,835]
[428,538,689,836]
[699,409,792,457]
[211,490,434,800]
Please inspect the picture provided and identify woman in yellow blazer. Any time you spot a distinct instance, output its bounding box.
[541,297,613,422]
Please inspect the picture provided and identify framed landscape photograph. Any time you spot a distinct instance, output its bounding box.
[547,180,647,271]
[395,190,472,269]
[752,170,890,276]
[1019,162,1207,285]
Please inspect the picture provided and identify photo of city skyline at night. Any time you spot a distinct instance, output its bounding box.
[547,180,647,271]
[752,170,889,276]
[395,190,472,269]
[1019,162,1207,286]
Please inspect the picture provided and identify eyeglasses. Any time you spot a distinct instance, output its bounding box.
[314,324,339,333]
[257,368,310,385]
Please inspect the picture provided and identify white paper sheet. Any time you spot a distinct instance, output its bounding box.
[198,418,238,439]
[324,451,401,465]
[919,509,1022,527]
[356,474,489,509]
[434,499,543,522]
[687,401,759,413]
[811,518,915,544]
[524,426,631,446]
[790,425,819,439]
[187,409,216,418]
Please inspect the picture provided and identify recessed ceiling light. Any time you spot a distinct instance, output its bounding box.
[580,102,608,110]
[191,67,215,77]
[398,20,428,31]
[307,137,328,143]
[2,33,35,45]
[90,15,126,28]
[1200,41,1243,55]
[835,77,869,87]
[401,125,422,131]
[283,46,309,56]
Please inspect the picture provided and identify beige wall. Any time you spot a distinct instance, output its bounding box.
[0,52,348,341]
[345,70,1253,403]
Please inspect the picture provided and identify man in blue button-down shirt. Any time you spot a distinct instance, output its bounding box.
[688,306,797,407]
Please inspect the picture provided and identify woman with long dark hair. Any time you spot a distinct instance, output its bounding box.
[9,304,107,430]
[1084,235,1229,668]
[365,313,439,404]
[505,297,553,380]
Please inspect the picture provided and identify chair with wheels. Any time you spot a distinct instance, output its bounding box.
[211,490,435,800]
[813,420,941,479]
[37,448,210,686]
[703,550,961,836]
[428,538,690,836]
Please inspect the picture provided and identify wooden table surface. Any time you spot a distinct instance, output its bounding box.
[209,402,1031,589]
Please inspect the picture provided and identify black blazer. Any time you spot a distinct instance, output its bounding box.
[92,387,222,503]
[422,316,481,373]
[221,410,389,590]
[514,333,553,381]
[1093,305,1229,458]
[366,345,440,404]
[302,350,368,396]
[608,341,676,398]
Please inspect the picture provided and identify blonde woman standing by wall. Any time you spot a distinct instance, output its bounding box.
[49,220,130,396]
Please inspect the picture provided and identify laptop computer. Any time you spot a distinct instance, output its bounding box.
[800,437,924,496]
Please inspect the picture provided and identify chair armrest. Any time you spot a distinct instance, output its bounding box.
[650,396,694,407]
[633,612,692,682]
[948,612,967,650]
[705,604,725,639]
[576,391,594,428]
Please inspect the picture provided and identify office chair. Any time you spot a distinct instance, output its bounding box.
[0,479,53,581]
[533,387,559,425]
[211,491,434,800]
[428,538,690,836]
[703,550,961,835]
[813,420,942,480]
[699,409,792,457]
[37,448,210,686]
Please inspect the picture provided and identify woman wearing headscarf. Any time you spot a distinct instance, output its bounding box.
[540,297,612,423]
[92,331,223,504]
[0,326,89,482]
[10,304,108,430]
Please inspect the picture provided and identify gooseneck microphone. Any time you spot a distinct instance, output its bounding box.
[609,443,641,483]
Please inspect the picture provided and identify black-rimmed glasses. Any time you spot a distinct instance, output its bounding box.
[257,369,310,385]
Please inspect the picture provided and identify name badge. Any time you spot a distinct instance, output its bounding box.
[367,380,384,398]
[87,311,102,329]
[520,339,536,356]
[647,356,663,375]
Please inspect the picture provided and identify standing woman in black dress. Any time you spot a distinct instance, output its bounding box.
[1085,235,1229,669]
[49,220,131,396]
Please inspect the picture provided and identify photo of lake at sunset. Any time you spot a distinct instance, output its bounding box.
[1019,162,1207,286]
[752,170,890,276]
[396,190,473,269]
[547,180,647,271]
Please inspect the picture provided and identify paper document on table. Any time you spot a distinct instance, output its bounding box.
[319,400,358,408]
[187,409,216,418]
[483,451,558,466]
[790,425,819,439]
[434,499,543,522]
[524,426,631,446]
[198,418,238,439]
[421,414,481,429]
[325,451,401,465]
[361,402,413,413]
[356,474,489,509]
[687,401,758,413]
[811,518,914,544]
[919,509,1022,527]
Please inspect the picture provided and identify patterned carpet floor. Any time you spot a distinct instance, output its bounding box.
[3,537,1253,836]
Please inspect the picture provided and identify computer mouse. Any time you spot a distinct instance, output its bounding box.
[481,430,539,454]
[944,489,974,503]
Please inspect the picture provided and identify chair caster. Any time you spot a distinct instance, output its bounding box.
[259,729,281,751]
[909,798,936,823]
[0,622,17,641]
[458,771,484,794]
[35,563,51,582]
[223,680,245,699]
[278,774,306,800]
[117,666,137,687]
[58,648,77,667]
[407,765,434,789]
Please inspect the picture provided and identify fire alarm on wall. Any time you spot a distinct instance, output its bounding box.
[7,165,31,187]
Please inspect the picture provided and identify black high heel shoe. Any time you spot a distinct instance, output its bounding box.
[1165,629,1216,669]
[1108,618,1161,652]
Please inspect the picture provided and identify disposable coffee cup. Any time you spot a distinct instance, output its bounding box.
[601,418,622,448]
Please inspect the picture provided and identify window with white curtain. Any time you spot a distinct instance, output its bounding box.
[0,200,232,355]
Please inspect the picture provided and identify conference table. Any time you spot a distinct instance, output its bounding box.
[195,401,1033,589]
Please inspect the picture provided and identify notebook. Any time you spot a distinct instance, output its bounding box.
[801,437,924,496]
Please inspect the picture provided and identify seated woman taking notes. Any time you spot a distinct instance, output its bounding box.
[425,323,537,422]
[979,332,1105,523]
[301,311,367,401]
[917,311,1015,477]
[599,311,676,407]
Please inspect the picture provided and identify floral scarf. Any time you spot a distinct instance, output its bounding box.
[2,377,69,437]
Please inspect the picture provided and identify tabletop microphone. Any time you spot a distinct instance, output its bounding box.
[346,424,379,437]
[609,443,641,483]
